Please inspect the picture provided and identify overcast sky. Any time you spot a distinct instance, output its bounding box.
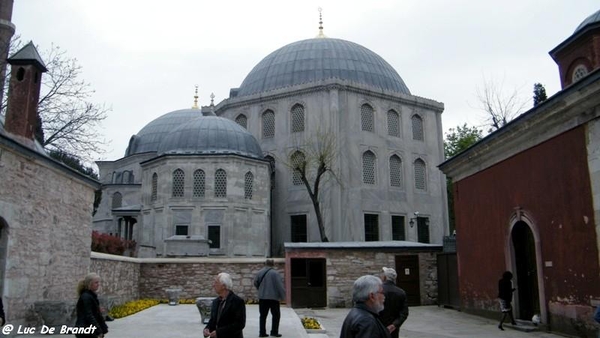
[11,0,599,162]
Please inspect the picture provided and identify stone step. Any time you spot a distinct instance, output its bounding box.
[508,319,540,332]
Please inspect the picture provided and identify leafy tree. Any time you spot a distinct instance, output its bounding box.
[476,75,529,132]
[444,124,483,233]
[2,39,109,160]
[533,83,547,107]
[286,131,339,242]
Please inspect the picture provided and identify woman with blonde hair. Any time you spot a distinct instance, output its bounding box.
[75,273,108,338]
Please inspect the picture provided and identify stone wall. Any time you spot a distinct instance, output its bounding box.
[90,252,140,305]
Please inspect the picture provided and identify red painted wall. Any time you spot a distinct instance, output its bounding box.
[454,126,599,310]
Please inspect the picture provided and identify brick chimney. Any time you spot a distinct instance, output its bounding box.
[3,41,47,140]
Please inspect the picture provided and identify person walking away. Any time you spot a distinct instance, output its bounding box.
[497,271,517,330]
[379,267,408,338]
[254,259,286,337]
[75,273,108,338]
[340,275,391,338]
[203,272,246,338]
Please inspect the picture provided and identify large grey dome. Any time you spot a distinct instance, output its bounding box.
[125,109,202,156]
[237,38,410,97]
[157,116,263,159]
[575,9,600,33]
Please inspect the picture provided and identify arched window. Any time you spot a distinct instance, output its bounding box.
[412,115,424,141]
[235,114,247,129]
[122,171,130,184]
[362,151,376,184]
[291,151,306,186]
[389,155,402,187]
[193,169,205,198]
[291,104,305,133]
[172,169,185,197]
[262,110,275,138]
[414,158,427,190]
[215,169,227,198]
[387,110,400,137]
[361,104,374,132]
[572,64,589,83]
[111,172,117,184]
[112,192,122,209]
[127,171,135,183]
[245,171,254,199]
[151,173,158,201]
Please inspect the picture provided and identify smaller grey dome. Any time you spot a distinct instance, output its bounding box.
[575,9,600,33]
[157,116,263,159]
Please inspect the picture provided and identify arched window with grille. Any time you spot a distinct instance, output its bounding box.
[291,151,305,186]
[235,114,247,129]
[172,169,185,197]
[362,151,376,184]
[412,115,424,141]
[387,110,400,137]
[151,173,158,201]
[193,169,205,198]
[389,155,403,187]
[361,104,374,132]
[572,64,588,83]
[262,110,275,138]
[112,192,122,209]
[245,171,254,199]
[215,169,227,198]
[291,104,305,133]
[414,158,427,191]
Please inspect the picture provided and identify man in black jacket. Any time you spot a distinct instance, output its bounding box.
[379,267,409,338]
[204,272,246,338]
[340,275,391,338]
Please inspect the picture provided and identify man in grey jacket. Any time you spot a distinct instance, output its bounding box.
[254,259,286,337]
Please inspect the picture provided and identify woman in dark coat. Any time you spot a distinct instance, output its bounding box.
[75,273,108,338]
[497,271,517,330]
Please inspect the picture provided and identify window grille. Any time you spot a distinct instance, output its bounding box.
[389,155,402,187]
[245,171,254,199]
[291,104,305,133]
[193,169,205,198]
[363,151,376,184]
[572,65,588,82]
[262,110,275,138]
[387,110,400,137]
[412,115,424,141]
[392,215,406,240]
[215,169,227,198]
[361,104,374,132]
[364,214,379,241]
[235,114,247,129]
[291,151,305,185]
[291,215,307,242]
[151,173,158,201]
[112,192,122,209]
[172,169,185,197]
[414,159,427,190]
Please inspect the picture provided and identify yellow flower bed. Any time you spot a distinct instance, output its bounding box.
[301,317,322,330]
[109,299,160,319]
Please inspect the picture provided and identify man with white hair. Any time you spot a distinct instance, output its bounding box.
[340,275,391,338]
[379,267,409,338]
[203,272,246,338]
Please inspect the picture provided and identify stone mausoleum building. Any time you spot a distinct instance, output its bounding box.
[93,20,449,258]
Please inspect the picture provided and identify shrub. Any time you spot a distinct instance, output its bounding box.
[109,299,160,319]
[91,231,136,255]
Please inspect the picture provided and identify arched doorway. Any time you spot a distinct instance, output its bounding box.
[511,221,540,320]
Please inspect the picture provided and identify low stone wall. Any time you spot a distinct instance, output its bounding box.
[90,252,141,305]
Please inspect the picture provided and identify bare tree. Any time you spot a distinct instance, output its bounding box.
[285,131,339,242]
[476,75,529,132]
[1,39,109,160]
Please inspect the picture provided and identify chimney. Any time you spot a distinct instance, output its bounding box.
[4,41,47,140]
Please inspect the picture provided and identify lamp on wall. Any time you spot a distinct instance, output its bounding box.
[409,212,429,228]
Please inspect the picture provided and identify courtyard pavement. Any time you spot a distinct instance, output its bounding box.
[16,304,569,337]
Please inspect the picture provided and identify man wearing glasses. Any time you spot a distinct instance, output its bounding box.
[340,275,391,338]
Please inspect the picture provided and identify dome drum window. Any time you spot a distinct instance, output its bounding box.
[412,115,424,141]
[291,104,305,133]
[193,169,205,198]
[361,104,374,132]
[262,110,275,138]
[172,169,185,197]
[245,172,254,199]
[151,173,158,201]
[235,114,248,129]
[387,110,400,137]
[215,169,227,198]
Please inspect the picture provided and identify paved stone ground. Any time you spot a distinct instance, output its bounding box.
[15,304,570,337]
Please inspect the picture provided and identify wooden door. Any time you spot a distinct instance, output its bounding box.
[290,258,327,308]
[396,255,421,306]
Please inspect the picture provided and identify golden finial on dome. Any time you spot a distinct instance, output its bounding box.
[317,7,326,38]
[192,85,199,109]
